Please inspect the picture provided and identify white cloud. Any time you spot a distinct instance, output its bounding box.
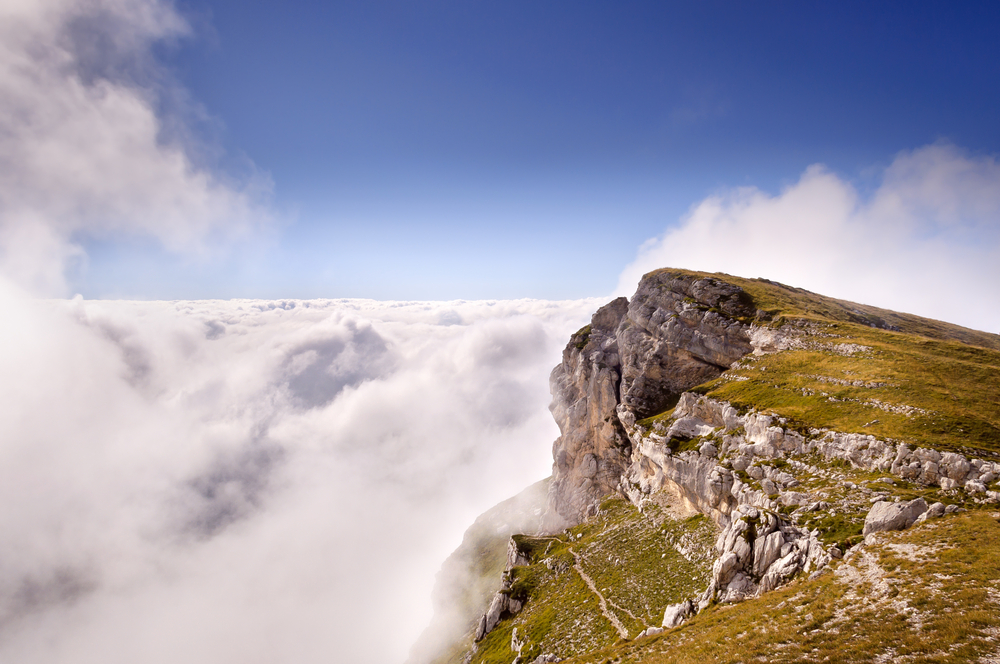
[618,143,1000,333]
[0,0,271,295]
[0,281,597,663]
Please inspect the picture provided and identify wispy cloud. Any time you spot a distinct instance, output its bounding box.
[618,143,1000,333]
[0,0,271,295]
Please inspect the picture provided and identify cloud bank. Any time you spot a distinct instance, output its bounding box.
[618,143,1000,334]
[0,0,270,295]
[0,285,596,663]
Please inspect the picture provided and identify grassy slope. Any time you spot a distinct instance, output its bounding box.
[467,496,716,664]
[646,269,1000,457]
[565,510,1000,664]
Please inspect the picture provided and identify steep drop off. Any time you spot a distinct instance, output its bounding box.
[411,269,1000,664]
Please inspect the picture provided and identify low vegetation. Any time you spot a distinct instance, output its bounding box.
[466,496,716,664]
[565,510,1000,664]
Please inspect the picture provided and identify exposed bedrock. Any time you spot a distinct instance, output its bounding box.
[548,272,756,522]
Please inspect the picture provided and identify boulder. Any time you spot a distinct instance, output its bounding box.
[712,551,740,586]
[862,498,928,537]
[661,600,694,628]
[915,501,947,525]
[759,551,801,593]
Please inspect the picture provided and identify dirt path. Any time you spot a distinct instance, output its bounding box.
[570,548,629,639]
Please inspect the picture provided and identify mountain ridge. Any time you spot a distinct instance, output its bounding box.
[410,268,1000,664]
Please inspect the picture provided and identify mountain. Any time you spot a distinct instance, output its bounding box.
[409,268,1000,664]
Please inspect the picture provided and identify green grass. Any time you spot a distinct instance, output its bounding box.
[573,324,593,350]
[466,496,716,664]
[638,270,1000,457]
[562,510,1000,664]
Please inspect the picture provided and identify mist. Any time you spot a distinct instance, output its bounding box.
[0,282,596,663]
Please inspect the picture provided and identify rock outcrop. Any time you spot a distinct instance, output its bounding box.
[547,269,1000,621]
[418,269,1000,664]
[473,537,533,642]
[862,498,928,537]
[548,272,757,522]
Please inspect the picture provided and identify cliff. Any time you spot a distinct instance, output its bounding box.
[547,272,756,522]
[413,269,1000,664]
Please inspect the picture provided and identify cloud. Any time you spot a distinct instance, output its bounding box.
[0,0,271,295]
[618,142,1000,333]
[0,282,597,663]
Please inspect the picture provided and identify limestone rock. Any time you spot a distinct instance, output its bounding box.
[915,501,947,525]
[752,531,785,578]
[863,498,928,537]
[529,656,561,664]
[712,551,740,586]
[548,272,759,522]
[661,599,694,628]
[547,298,631,521]
[618,272,754,420]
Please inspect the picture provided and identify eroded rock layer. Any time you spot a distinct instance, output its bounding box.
[548,271,756,522]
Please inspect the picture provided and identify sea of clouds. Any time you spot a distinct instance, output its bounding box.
[0,286,597,663]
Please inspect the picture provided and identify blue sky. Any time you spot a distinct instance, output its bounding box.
[11,1,1000,300]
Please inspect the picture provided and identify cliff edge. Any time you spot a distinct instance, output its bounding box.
[414,268,1000,664]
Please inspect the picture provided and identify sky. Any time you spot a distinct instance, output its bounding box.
[2,2,1000,664]
[3,0,998,303]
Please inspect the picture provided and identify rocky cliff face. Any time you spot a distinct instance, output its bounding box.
[548,271,757,522]
[416,268,1000,664]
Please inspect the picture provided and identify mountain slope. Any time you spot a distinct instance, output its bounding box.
[412,269,1000,664]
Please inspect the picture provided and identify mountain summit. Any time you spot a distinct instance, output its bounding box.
[411,269,1000,664]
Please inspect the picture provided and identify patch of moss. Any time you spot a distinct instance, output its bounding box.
[573,325,593,350]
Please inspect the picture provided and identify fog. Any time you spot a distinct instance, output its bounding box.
[0,282,597,663]
[0,3,602,660]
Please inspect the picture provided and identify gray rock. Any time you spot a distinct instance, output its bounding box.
[720,572,754,603]
[712,551,740,586]
[965,480,987,494]
[862,498,928,536]
[548,272,760,522]
[759,550,801,593]
[617,272,754,420]
[547,298,632,521]
[752,531,785,577]
[661,599,694,628]
[915,501,947,524]
[530,655,561,664]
